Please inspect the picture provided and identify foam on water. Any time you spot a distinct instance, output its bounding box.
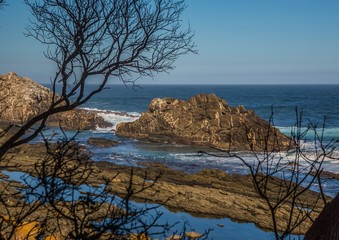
[79,107,140,131]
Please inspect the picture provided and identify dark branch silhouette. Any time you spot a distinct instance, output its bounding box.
[0,0,196,158]
[0,133,173,239]
[0,0,199,239]
[200,109,336,240]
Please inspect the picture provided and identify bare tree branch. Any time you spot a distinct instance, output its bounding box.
[0,0,196,158]
[200,109,336,240]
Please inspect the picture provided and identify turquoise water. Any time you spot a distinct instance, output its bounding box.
[37,84,339,239]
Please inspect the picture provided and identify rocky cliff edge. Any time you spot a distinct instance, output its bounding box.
[0,72,112,130]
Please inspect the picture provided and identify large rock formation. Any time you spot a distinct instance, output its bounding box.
[116,94,291,151]
[0,72,112,130]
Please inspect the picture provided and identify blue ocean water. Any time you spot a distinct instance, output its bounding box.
[81,84,339,128]
[40,84,339,239]
[73,84,339,173]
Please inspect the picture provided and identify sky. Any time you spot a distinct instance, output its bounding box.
[0,0,338,85]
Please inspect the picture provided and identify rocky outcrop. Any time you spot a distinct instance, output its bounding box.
[0,72,112,130]
[48,110,112,130]
[87,137,119,148]
[305,193,339,240]
[0,72,53,122]
[116,94,290,151]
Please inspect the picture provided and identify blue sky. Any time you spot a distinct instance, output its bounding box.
[0,0,338,84]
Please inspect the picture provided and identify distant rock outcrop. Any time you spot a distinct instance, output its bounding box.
[87,137,119,148]
[116,94,290,151]
[0,72,112,130]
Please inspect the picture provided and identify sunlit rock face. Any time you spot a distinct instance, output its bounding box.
[116,93,290,151]
[0,72,112,130]
[0,72,54,122]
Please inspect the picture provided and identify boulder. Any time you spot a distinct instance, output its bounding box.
[116,94,291,151]
[0,72,112,130]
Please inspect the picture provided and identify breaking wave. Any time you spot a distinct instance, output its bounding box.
[79,107,140,131]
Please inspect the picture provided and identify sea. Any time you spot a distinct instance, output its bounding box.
[37,84,339,239]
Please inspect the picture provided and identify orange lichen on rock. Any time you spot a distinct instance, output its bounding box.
[14,221,41,240]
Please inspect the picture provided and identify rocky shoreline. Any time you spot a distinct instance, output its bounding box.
[0,72,332,237]
[0,140,327,235]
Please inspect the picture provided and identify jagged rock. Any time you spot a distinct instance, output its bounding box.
[305,193,339,240]
[0,72,112,130]
[0,72,53,122]
[116,94,290,151]
[87,137,119,148]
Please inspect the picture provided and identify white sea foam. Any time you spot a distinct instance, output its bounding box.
[98,112,139,131]
[79,107,140,131]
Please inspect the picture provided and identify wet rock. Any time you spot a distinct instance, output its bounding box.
[310,170,339,180]
[116,94,291,151]
[87,137,119,148]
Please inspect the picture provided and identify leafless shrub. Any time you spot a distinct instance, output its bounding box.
[200,109,337,239]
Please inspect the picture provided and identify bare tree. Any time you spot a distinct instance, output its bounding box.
[0,0,196,158]
[200,110,336,239]
[0,0,197,238]
[0,132,173,239]
[237,112,333,239]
